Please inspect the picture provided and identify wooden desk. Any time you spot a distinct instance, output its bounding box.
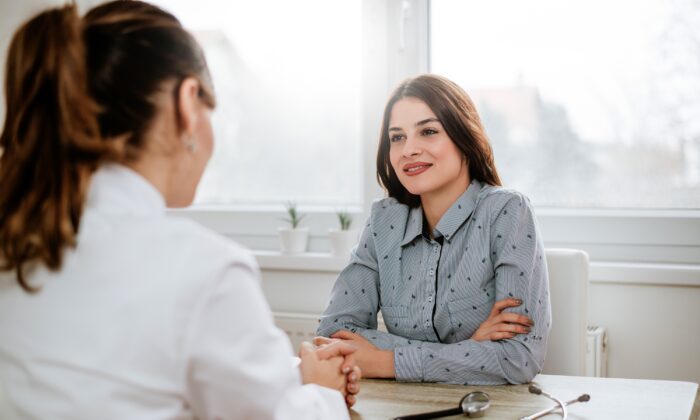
[350,374,699,420]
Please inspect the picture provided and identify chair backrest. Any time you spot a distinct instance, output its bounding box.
[541,248,589,376]
[0,381,18,420]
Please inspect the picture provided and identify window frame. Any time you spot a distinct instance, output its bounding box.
[172,0,700,272]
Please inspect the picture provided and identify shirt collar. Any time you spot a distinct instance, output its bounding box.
[400,206,424,246]
[400,180,483,246]
[85,163,166,215]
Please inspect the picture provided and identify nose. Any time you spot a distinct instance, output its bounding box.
[402,134,421,157]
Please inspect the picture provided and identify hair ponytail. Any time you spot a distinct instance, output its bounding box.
[0,4,110,292]
[1,1,215,292]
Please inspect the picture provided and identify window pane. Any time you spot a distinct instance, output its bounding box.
[431,0,700,208]
[153,0,362,206]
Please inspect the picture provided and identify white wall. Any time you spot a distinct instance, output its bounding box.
[256,254,700,385]
[588,282,700,382]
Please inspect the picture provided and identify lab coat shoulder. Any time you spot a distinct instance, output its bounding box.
[157,215,260,281]
[163,218,350,420]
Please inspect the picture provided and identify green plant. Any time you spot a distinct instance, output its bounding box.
[337,211,352,231]
[284,201,305,228]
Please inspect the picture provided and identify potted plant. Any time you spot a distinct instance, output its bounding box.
[328,211,358,257]
[278,202,309,254]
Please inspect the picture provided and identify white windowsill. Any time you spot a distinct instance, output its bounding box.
[253,250,348,272]
[176,204,700,218]
[251,250,700,287]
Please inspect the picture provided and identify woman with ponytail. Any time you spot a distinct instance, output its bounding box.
[0,2,359,419]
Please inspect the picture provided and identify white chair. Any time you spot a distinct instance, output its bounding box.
[541,248,589,376]
[0,381,19,420]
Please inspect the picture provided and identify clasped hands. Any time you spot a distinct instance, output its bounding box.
[298,340,362,407]
[313,298,533,380]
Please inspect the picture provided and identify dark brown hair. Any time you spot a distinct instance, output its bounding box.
[0,1,215,292]
[376,74,502,207]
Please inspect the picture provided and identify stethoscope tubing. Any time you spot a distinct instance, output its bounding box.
[393,406,462,420]
[520,395,586,420]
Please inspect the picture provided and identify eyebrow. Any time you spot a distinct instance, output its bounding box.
[388,117,441,132]
[416,117,440,126]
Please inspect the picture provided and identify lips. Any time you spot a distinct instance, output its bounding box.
[403,162,433,176]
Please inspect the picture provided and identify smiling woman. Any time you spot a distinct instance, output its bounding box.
[388,98,469,208]
[317,74,551,385]
[377,75,502,209]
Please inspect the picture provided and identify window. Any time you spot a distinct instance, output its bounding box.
[160,0,698,266]
[431,0,700,209]
[152,0,363,207]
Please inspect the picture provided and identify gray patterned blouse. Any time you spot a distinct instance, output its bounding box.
[317,180,551,385]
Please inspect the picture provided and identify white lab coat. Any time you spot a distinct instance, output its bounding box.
[0,164,348,420]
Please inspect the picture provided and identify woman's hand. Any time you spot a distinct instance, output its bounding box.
[299,340,361,407]
[312,340,362,407]
[299,341,350,397]
[326,330,395,379]
[470,298,533,341]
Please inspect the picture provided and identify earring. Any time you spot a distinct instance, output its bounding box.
[183,134,197,152]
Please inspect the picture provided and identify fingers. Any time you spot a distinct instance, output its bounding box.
[298,343,349,392]
[299,341,318,360]
[324,355,347,394]
[331,330,360,340]
[494,322,531,335]
[313,336,337,347]
[345,366,361,407]
[490,298,523,315]
[315,340,358,360]
[347,366,361,389]
[489,331,516,340]
[496,312,533,327]
[347,381,359,394]
[341,353,356,375]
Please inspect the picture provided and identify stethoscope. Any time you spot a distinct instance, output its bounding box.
[393,391,490,419]
[392,385,590,420]
[520,384,591,420]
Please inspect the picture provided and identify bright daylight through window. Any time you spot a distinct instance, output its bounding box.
[153,0,363,207]
[431,0,700,209]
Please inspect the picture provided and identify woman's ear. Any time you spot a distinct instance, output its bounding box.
[176,77,201,136]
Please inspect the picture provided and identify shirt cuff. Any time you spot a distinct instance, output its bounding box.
[394,346,423,382]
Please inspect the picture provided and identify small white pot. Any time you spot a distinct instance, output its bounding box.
[278,227,309,254]
[328,229,359,258]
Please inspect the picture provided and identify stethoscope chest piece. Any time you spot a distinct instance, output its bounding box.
[393,391,491,419]
[461,391,490,417]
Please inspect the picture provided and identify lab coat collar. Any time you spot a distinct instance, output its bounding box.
[85,163,166,215]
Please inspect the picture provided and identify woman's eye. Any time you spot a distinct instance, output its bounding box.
[422,128,438,136]
[390,134,405,143]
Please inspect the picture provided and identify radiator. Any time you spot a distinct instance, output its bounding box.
[586,325,608,377]
[275,312,609,378]
[274,312,321,353]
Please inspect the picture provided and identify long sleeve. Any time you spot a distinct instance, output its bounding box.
[185,256,349,420]
[317,217,382,337]
[391,194,551,385]
[318,189,551,386]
